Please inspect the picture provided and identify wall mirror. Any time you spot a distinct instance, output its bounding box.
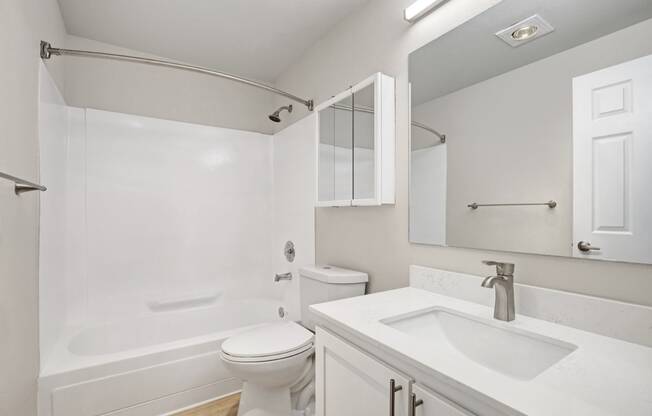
[409,0,652,264]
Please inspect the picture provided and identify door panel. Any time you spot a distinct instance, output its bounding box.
[592,133,630,232]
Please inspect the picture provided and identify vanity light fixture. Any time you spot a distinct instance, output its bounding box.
[404,0,449,23]
[496,14,554,47]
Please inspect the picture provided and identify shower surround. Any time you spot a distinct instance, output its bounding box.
[37,65,315,415]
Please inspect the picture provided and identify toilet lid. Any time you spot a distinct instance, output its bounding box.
[221,321,314,359]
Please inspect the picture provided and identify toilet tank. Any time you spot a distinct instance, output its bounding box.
[299,265,368,331]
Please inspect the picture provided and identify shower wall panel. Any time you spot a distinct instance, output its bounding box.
[38,63,70,365]
[80,109,274,322]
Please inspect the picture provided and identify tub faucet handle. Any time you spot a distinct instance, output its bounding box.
[274,272,292,282]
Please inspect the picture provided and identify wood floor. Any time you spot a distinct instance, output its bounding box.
[173,393,240,416]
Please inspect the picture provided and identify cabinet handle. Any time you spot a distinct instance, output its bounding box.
[389,379,403,416]
[408,392,423,416]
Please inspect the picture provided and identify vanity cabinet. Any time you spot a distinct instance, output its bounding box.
[316,72,395,207]
[316,328,475,416]
[315,328,410,416]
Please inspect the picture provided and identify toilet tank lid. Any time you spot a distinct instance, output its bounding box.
[299,265,368,284]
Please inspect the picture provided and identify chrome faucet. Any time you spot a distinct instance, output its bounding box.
[481,261,515,322]
[274,272,292,282]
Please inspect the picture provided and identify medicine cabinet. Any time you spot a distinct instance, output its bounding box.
[316,73,395,207]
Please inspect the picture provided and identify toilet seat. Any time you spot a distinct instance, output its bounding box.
[221,343,314,363]
[221,321,314,363]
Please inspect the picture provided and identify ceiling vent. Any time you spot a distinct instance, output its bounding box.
[495,14,555,47]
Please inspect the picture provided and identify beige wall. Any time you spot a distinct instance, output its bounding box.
[64,35,278,135]
[412,18,652,257]
[0,1,67,415]
[275,0,652,306]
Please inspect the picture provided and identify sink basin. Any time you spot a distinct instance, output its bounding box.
[382,308,577,380]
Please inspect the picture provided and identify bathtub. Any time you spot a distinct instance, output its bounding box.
[38,298,288,416]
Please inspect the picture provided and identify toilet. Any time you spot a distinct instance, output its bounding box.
[220,265,368,416]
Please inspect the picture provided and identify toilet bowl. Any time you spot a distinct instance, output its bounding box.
[220,265,368,416]
[221,321,314,416]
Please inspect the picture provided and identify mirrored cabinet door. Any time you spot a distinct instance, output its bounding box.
[353,82,376,202]
[318,93,353,206]
[316,72,395,207]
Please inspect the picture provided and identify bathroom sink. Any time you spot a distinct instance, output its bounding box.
[382,308,577,380]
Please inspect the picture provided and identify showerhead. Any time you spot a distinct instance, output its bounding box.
[268,104,293,123]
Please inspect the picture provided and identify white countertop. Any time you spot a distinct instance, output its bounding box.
[310,287,652,416]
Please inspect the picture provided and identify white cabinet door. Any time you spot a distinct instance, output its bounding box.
[572,53,652,263]
[315,328,411,416]
[411,383,474,416]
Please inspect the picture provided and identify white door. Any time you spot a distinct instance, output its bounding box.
[315,328,411,416]
[572,54,652,263]
[411,383,473,416]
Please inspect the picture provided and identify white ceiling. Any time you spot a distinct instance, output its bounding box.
[410,0,652,105]
[57,0,370,82]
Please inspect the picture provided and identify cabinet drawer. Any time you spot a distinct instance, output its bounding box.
[412,383,474,416]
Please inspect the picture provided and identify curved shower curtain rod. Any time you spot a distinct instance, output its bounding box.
[411,120,446,143]
[40,41,314,111]
[331,103,446,143]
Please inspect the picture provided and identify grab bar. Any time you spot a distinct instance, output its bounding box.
[468,200,557,209]
[0,170,47,195]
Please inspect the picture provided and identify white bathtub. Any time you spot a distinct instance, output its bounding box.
[38,298,288,416]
